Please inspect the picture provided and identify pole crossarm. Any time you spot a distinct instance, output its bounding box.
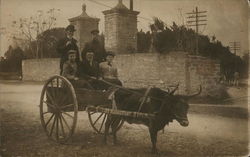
[187,15,207,18]
[229,41,241,55]
[185,6,207,55]
[187,24,207,27]
[186,11,207,14]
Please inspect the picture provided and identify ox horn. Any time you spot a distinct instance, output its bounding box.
[170,83,179,95]
[187,85,202,98]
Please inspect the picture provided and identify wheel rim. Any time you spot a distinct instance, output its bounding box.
[87,111,124,134]
[40,75,78,143]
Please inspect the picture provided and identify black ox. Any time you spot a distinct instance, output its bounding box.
[104,85,202,153]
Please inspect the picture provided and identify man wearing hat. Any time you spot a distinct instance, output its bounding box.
[57,24,80,75]
[78,51,101,89]
[78,51,99,79]
[99,51,122,89]
[81,29,106,63]
[62,49,92,89]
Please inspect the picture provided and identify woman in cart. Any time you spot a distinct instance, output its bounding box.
[62,49,93,89]
[99,51,122,89]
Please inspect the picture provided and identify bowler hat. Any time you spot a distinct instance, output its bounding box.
[66,25,76,32]
[67,49,77,55]
[106,51,115,57]
[91,29,99,34]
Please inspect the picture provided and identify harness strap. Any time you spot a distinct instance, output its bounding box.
[138,86,152,112]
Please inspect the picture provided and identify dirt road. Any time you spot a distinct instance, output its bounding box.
[0,81,249,157]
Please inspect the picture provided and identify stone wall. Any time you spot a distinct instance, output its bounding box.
[22,52,220,96]
[22,58,60,81]
[114,52,220,96]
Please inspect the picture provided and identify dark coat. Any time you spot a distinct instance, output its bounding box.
[57,37,80,73]
[81,40,106,63]
[78,60,99,79]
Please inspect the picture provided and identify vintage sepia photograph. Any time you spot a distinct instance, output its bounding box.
[0,0,249,156]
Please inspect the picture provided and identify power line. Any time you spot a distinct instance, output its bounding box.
[88,0,112,8]
[87,0,153,22]
[186,6,207,55]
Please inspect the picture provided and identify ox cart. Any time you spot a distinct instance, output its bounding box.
[40,75,155,143]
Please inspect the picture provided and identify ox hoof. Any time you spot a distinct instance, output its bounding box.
[151,148,159,154]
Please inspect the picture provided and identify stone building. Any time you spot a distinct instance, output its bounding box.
[103,0,139,54]
[68,3,100,59]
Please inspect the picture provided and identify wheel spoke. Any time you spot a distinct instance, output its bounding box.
[50,81,53,87]
[99,114,107,132]
[90,111,96,115]
[56,88,65,106]
[56,78,59,88]
[62,112,74,119]
[45,113,55,128]
[49,115,57,136]
[61,114,70,131]
[50,82,58,103]
[58,114,66,137]
[43,111,50,115]
[43,100,56,109]
[93,113,104,126]
[56,115,59,141]
[60,104,74,109]
[46,91,57,107]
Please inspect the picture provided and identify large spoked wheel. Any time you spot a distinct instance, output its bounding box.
[40,75,78,143]
[87,111,124,134]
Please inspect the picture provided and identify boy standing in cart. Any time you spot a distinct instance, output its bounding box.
[57,25,80,75]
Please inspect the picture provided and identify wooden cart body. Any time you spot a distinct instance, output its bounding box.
[40,75,153,143]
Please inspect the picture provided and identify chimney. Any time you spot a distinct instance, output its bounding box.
[130,0,133,11]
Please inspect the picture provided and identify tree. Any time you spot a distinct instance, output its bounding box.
[137,30,151,53]
[0,46,24,72]
[11,8,60,59]
[148,17,245,78]
[37,27,65,58]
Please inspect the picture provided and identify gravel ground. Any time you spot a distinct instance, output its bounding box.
[0,81,249,157]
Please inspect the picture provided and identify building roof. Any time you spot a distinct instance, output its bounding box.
[69,3,100,22]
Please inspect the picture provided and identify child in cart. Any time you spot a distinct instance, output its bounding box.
[62,49,93,89]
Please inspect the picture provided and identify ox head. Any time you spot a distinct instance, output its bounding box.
[161,85,202,127]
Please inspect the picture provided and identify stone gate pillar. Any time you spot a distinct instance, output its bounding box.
[68,3,100,60]
[103,0,139,54]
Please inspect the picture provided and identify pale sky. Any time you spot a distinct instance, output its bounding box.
[0,0,249,56]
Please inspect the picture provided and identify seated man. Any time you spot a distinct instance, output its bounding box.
[78,51,100,89]
[99,51,122,89]
[62,50,93,89]
[78,51,99,79]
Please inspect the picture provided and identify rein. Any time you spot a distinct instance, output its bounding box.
[89,77,165,102]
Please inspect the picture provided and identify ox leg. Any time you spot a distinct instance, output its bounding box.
[149,128,158,154]
[104,115,111,144]
[111,117,120,145]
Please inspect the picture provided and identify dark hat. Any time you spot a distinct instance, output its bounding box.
[67,49,77,55]
[91,29,99,34]
[106,51,115,57]
[65,25,76,32]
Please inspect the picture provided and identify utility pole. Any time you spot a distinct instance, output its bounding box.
[229,41,240,55]
[186,7,207,55]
